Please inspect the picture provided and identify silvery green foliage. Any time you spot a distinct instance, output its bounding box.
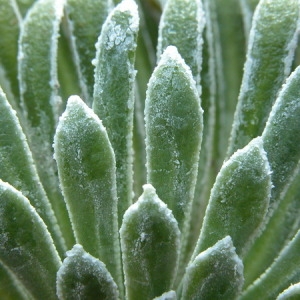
[0,0,300,299]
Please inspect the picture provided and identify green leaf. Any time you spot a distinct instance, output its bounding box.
[227,0,300,155]
[93,0,139,226]
[0,180,61,299]
[182,236,244,300]
[65,0,112,106]
[262,65,300,209]
[277,283,300,300]
[153,290,177,300]
[18,0,74,247]
[0,0,21,106]
[157,0,205,92]
[145,45,203,235]
[120,184,180,300]
[54,96,122,293]
[0,87,66,257]
[15,0,36,17]
[240,228,300,300]
[57,244,119,300]
[243,65,300,286]
[192,137,271,258]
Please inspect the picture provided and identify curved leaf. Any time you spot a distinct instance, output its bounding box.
[192,137,271,259]
[228,0,300,155]
[57,244,119,300]
[120,184,180,300]
[93,0,139,226]
[18,0,74,247]
[0,87,66,257]
[54,95,122,292]
[277,283,300,300]
[182,236,244,300]
[0,180,61,299]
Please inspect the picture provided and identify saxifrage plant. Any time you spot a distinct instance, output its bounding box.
[0,0,300,299]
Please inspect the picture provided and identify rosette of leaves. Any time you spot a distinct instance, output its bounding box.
[0,0,300,299]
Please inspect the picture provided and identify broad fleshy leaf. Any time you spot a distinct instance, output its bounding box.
[120,184,180,300]
[153,290,177,300]
[145,45,203,236]
[0,180,61,299]
[93,0,139,226]
[65,0,112,106]
[57,244,119,300]
[227,0,300,155]
[241,228,300,300]
[0,87,66,257]
[157,0,205,92]
[192,137,271,259]
[54,96,122,292]
[18,0,74,247]
[182,236,244,300]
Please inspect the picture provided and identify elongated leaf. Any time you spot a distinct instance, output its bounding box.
[93,0,139,226]
[16,0,36,17]
[0,0,20,106]
[243,65,300,285]
[18,0,74,247]
[192,137,271,259]
[262,65,300,209]
[182,236,244,300]
[241,228,300,300]
[54,95,122,292]
[65,0,112,106]
[145,45,203,236]
[0,180,61,299]
[277,283,300,300]
[0,87,66,257]
[57,244,119,300]
[227,0,300,155]
[157,0,205,92]
[120,184,180,300]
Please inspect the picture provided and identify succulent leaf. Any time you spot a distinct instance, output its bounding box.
[182,236,244,300]
[276,283,300,300]
[93,0,139,226]
[0,87,66,257]
[0,180,61,299]
[120,184,180,300]
[193,137,271,258]
[56,244,119,300]
[157,0,205,93]
[153,290,177,300]
[228,0,300,155]
[65,0,113,106]
[54,95,122,292]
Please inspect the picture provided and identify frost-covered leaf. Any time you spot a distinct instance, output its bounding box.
[277,283,300,300]
[228,0,300,155]
[153,290,177,300]
[0,0,20,105]
[244,65,300,285]
[262,65,300,209]
[65,0,112,106]
[57,244,119,300]
[0,180,61,299]
[18,0,74,246]
[145,45,203,239]
[193,137,271,258]
[93,0,139,225]
[182,236,244,300]
[241,228,300,300]
[54,96,122,291]
[157,0,205,92]
[120,184,180,300]
[0,87,66,257]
